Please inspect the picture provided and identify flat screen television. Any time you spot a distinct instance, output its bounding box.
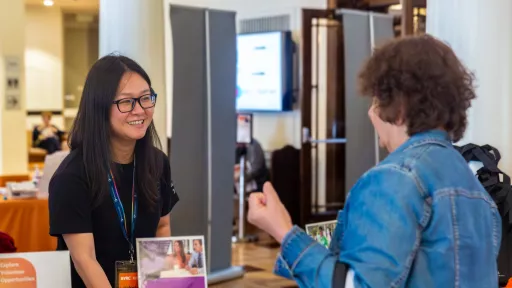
[236,31,293,112]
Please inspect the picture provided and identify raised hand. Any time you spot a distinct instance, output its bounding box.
[247,182,293,243]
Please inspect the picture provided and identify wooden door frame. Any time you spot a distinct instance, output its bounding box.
[300,9,337,227]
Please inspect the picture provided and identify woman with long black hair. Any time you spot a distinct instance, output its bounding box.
[172,240,187,269]
[48,55,179,288]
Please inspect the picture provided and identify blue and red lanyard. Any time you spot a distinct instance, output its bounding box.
[108,157,137,263]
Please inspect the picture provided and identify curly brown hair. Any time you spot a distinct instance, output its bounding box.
[358,34,476,142]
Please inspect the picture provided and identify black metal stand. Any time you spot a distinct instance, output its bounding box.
[232,149,259,243]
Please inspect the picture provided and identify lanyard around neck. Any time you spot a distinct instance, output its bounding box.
[108,156,137,262]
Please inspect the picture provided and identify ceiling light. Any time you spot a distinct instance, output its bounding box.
[43,0,54,6]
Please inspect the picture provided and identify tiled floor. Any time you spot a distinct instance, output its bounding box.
[211,242,298,288]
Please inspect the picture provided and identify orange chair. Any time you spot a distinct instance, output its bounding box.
[27,130,47,163]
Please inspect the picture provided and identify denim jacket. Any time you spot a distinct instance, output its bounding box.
[275,130,501,287]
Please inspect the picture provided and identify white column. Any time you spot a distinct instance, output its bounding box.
[0,0,28,174]
[99,0,167,153]
[427,0,512,173]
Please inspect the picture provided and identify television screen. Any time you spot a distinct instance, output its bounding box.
[236,31,292,112]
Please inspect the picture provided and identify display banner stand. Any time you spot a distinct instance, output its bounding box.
[168,4,244,285]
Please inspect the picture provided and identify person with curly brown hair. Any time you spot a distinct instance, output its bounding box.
[247,35,501,288]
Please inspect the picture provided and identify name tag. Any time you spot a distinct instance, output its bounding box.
[115,261,138,288]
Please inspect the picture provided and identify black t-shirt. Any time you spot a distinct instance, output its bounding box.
[48,149,179,288]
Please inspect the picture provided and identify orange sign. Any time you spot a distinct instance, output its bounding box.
[0,258,37,288]
[118,272,138,288]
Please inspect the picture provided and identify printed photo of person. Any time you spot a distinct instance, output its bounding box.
[316,226,329,248]
[166,240,187,270]
[186,239,205,276]
[305,220,337,248]
[137,236,207,288]
[326,222,336,243]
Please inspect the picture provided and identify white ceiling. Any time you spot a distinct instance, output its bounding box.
[25,0,99,12]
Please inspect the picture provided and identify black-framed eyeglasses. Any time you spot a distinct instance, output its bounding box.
[112,92,157,113]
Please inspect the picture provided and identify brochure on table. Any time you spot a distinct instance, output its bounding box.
[137,236,207,288]
[0,251,71,287]
[305,220,337,248]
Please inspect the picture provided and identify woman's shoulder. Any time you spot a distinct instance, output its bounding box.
[152,146,168,159]
[152,146,170,169]
[51,149,87,183]
[48,149,91,201]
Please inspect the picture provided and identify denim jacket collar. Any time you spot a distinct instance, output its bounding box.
[392,129,452,156]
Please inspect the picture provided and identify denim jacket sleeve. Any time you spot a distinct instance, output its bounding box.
[274,165,428,288]
[341,165,429,287]
[274,226,340,287]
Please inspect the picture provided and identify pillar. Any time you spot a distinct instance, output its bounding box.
[99,0,167,153]
[427,0,512,173]
[0,0,28,174]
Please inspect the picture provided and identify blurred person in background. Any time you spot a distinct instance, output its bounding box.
[234,138,269,194]
[32,111,64,154]
[247,35,500,288]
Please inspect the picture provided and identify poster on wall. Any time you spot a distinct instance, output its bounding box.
[5,56,21,73]
[5,92,20,110]
[136,236,207,288]
[0,251,71,287]
[4,56,21,110]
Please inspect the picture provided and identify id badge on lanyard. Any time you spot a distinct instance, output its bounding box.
[115,261,138,288]
[108,157,138,288]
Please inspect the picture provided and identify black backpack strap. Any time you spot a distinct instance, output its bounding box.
[458,144,479,162]
[472,147,500,172]
[477,171,499,188]
[482,144,502,164]
[506,191,512,226]
[499,172,512,225]
[457,143,512,228]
